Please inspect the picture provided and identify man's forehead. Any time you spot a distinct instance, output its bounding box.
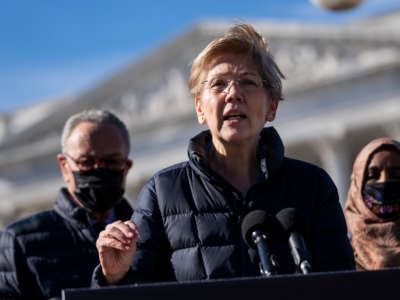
[67,122,101,143]
[65,122,127,156]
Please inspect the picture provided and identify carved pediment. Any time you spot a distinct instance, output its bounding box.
[102,68,194,133]
[1,14,399,160]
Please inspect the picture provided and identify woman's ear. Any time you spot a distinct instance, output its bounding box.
[195,97,206,125]
[266,99,279,122]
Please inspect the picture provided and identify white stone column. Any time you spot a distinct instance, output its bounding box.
[317,135,352,208]
[0,182,16,228]
[383,122,400,141]
[0,116,8,144]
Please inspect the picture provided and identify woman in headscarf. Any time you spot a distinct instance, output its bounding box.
[93,23,354,286]
[345,138,400,270]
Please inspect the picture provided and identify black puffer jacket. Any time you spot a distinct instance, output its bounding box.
[0,188,133,300]
[93,127,354,286]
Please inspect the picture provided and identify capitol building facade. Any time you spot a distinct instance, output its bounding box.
[0,12,399,227]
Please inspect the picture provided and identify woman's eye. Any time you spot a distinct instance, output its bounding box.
[240,78,257,86]
[105,159,119,166]
[79,158,91,164]
[211,79,226,87]
[366,171,379,181]
[390,169,400,180]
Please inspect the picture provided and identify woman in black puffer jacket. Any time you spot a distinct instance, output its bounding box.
[93,23,355,287]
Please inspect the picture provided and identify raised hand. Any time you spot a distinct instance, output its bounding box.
[96,220,139,285]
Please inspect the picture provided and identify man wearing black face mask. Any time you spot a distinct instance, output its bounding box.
[0,109,134,300]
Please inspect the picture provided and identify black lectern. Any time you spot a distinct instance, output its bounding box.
[62,267,400,300]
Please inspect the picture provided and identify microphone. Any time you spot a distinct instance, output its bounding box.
[241,210,278,276]
[276,208,312,274]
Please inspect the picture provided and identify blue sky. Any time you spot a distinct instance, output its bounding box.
[1,0,399,113]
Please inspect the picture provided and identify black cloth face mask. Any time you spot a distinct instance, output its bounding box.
[363,181,400,219]
[72,167,125,212]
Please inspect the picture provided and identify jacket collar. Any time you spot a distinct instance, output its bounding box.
[54,188,89,225]
[53,188,133,236]
[187,126,284,181]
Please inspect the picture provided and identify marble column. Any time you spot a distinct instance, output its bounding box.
[383,121,400,141]
[317,134,352,208]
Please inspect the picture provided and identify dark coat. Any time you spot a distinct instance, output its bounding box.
[93,127,354,286]
[0,188,133,300]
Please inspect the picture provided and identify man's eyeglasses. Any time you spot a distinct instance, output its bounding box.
[63,153,128,171]
[201,76,267,94]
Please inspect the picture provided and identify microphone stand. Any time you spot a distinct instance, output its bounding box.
[252,231,277,276]
[288,233,312,274]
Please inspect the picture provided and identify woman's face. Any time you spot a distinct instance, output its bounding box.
[195,53,278,145]
[365,149,400,184]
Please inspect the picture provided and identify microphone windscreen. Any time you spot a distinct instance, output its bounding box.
[241,210,270,248]
[275,207,300,233]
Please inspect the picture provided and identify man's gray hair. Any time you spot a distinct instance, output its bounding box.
[61,109,130,154]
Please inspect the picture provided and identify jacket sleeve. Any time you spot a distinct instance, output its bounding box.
[92,176,172,287]
[310,169,355,272]
[0,230,39,300]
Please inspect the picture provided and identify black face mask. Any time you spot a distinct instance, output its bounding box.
[72,167,125,212]
[363,182,400,219]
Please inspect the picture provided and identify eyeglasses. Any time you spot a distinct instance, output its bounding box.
[201,76,267,94]
[64,153,128,171]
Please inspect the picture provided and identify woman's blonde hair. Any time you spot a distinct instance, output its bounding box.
[189,23,285,101]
